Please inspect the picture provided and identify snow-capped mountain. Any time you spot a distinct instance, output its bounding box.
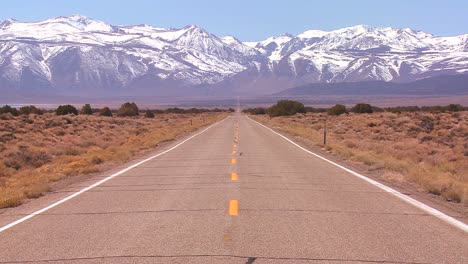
[250,25,467,84]
[0,15,467,100]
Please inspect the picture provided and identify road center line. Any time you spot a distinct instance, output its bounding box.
[231,158,237,164]
[231,173,238,181]
[229,200,239,216]
[0,117,230,234]
[247,116,468,233]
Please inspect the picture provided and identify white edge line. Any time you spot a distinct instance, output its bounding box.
[0,116,230,233]
[246,116,468,233]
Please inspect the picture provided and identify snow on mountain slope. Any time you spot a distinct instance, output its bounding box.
[48,14,114,32]
[221,35,259,57]
[0,15,467,99]
[253,34,294,61]
[250,25,468,82]
[0,15,264,93]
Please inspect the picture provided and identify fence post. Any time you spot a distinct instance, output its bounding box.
[323,119,327,145]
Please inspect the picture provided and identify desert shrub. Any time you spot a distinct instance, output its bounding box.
[351,103,373,113]
[420,104,467,112]
[99,107,112,117]
[385,106,421,113]
[144,110,155,118]
[0,113,14,120]
[445,104,464,112]
[371,106,384,112]
[0,105,18,116]
[18,105,43,115]
[164,107,185,114]
[0,133,16,143]
[242,107,267,115]
[421,105,443,112]
[4,159,21,170]
[56,105,78,115]
[80,104,93,115]
[419,116,435,132]
[117,102,139,117]
[91,156,103,165]
[44,119,63,128]
[267,100,305,117]
[305,107,327,113]
[6,147,51,169]
[328,104,347,116]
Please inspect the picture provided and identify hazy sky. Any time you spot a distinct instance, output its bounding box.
[1,0,467,41]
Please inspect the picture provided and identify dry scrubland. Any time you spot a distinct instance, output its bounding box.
[252,112,468,205]
[0,112,226,208]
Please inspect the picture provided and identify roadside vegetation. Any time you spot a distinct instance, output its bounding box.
[243,100,306,117]
[0,103,228,209]
[266,100,306,117]
[247,101,468,205]
[243,103,467,116]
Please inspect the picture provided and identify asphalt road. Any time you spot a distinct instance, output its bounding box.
[0,115,466,264]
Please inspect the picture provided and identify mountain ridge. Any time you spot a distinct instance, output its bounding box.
[1,15,467,100]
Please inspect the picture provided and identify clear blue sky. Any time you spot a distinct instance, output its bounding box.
[1,0,467,41]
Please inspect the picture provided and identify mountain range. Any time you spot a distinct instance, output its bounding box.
[1,15,467,101]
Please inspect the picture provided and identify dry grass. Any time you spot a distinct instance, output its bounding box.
[0,112,226,208]
[251,111,468,205]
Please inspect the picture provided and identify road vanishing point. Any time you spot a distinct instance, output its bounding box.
[0,114,467,263]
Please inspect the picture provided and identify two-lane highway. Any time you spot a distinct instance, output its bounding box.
[0,115,466,263]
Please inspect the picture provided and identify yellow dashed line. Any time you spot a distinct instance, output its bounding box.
[223,232,232,241]
[229,200,238,216]
[231,158,237,164]
[232,150,236,154]
[231,172,238,181]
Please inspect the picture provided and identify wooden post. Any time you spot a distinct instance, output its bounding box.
[323,119,327,145]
